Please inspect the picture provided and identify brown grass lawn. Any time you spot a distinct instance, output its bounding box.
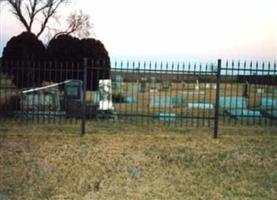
[0,122,276,200]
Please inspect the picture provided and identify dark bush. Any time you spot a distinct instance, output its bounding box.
[1,32,46,88]
[46,35,110,90]
[2,32,46,61]
[1,33,110,90]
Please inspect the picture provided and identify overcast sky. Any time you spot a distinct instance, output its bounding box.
[0,0,276,61]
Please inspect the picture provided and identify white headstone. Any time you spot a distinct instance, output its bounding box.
[195,80,199,90]
[256,88,265,94]
[99,79,114,110]
[206,83,210,89]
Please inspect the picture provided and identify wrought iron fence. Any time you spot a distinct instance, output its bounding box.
[0,58,276,137]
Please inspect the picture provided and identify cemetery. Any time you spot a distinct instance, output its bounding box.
[0,1,276,198]
[1,72,277,123]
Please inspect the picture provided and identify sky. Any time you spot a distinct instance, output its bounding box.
[0,0,277,61]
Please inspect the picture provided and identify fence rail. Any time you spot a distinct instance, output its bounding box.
[0,58,276,137]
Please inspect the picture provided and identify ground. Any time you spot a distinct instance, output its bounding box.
[0,122,276,200]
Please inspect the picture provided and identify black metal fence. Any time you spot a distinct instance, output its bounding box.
[0,58,276,137]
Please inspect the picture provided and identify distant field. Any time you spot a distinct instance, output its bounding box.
[0,123,276,200]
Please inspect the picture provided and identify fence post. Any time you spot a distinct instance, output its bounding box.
[214,59,221,138]
[81,58,88,136]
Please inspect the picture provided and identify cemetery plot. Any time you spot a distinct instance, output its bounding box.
[219,96,262,119]
[187,103,214,110]
[149,96,186,108]
[157,113,176,121]
[260,97,277,119]
[112,75,124,94]
[260,97,277,110]
[219,96,247,109]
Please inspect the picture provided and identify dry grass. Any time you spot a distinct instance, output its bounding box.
[0,122,276,200]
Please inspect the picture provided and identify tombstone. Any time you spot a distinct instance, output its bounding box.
[124,96,137,104]
[22,86,61,111]
[139,77,147,93]
[181,80,186,88]
[65,80,82,100]
[219,96,247,109]
[213,84,217,90]
[93,92,100,105]
[63,80,83,117]
[161,80,171,91]
[150,96,186,108]
[195,80,199,90]
[158,113,176,122]
[256,88,265,94]
[112,75,124,94]
[243,81,249,97]
[99,79,114,110]
[171,96,187,106]
[228,109,261,118]
[188,103,214,109]
[128,81,140,94]
[150,96,172,108]
[260,97,277,110]
[150,76,158,92]
[182,90,205,95]
[206,83,211,89]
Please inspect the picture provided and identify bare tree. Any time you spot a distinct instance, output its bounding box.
[1,0,70,38]
[52,10,93,39]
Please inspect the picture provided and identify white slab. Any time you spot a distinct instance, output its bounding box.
[188,103,214,109]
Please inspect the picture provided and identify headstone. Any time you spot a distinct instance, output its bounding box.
[150,96,186,108]
[158,113,176,121]
[140,77,147,93]
[65,80,82,100]
[213,84,217,90]
[93,92,100,104]
[243,81,249,97]
[150,77,157,89]
[161,80,171,91]
[256,88,265,94]
[195,80,199,90]
[228,109,261,118]
[150,96,172,108]
[171,96,187,105]
[260,97,277,110]
[128,81,140,94]
[22,88,61,111]
[206,83,211,89]
[99,79,114,110]
[219,96,247,109]
[150,77,158,92]
[112,75,124,94]
[124,96,137,104]
[188,103,214,109]
[182,90,205,95]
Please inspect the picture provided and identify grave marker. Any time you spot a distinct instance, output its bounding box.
[260,97,277,110]
[195,80,199,90]
[161,80,171,91]
[112,75,124,94]
[219,96,247,109]
[140,77,147,93]
[150,96,186,108]
[99,79,114,110]
[150,76,158,92]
